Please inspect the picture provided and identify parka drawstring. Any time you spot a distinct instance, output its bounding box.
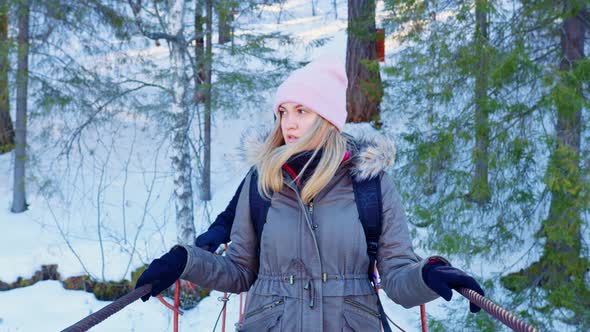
[304,279,315,308]
[296,260,316,309]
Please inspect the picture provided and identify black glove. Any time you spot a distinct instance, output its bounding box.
[422,260,485,313]
[135,246,188,302]
[195,227,227,253]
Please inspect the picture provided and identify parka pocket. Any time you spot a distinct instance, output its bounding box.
[239,297,285,332]
[342,296,381,332]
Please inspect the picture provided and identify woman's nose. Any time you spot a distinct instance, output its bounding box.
[284,114,297,129]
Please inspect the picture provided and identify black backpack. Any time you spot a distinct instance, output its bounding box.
[248,169,393,332]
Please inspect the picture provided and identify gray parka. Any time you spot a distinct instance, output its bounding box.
[179,131,440,331]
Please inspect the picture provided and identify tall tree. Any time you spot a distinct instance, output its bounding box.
[200,0,212,201]
[0,0,13,154]
[122,0,299,242]
[168,0,196,245]
[346,0,383,124]
[195,0,205,91]
[383,0,543,252]
[12,0,29,213]
[127,0,196,244]
[217,0,232,45]
[468,0,491,205]
[503,1,590,326]
[385,0,589,329]
[332,0,338,19]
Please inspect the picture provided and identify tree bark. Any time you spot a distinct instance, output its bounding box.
[12,0,29,213]
[200,0,212,202]
[469,0,491,205]
[346,0,383,124]
[0,2,13,154]
[169,0,196,245]
[195,0,205,102]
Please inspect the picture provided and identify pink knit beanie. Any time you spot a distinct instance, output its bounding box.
[273,55,348,131]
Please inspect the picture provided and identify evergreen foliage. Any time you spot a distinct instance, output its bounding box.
[383,0,589,330]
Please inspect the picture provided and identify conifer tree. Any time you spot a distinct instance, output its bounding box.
[469,0,491,205]
[384,0,589,329]
[502,1,589,327]
[217,0,234,45]
[0,0,12,154]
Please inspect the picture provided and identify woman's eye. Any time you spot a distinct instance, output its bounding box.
[297,108,306,114]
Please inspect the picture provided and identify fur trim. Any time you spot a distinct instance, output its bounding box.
[237,125,274,166]
[238,125,396,180]
[347,130,396,180]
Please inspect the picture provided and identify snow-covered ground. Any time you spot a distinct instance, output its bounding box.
[0,279,449,331]
[0,1,476,331]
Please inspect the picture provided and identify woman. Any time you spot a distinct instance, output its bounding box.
[136,56,484,331]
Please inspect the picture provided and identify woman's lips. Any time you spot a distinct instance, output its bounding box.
[287,135,298,143]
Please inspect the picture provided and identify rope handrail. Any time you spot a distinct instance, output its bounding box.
[61,284,152,332]
[457,287,539,332]
[59,282,540,332]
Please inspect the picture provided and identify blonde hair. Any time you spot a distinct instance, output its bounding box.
[253,116,348,204]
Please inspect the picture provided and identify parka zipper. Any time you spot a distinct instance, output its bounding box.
[344,299,381,318]
[284,172,322,310]
[244,299,285,319]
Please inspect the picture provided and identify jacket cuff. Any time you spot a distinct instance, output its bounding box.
[412,258,445,303]
[416,256,452,301]
[175,244,208,280]
[425,255,451,266]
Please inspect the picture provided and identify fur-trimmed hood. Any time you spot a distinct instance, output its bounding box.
[238,126,396,180]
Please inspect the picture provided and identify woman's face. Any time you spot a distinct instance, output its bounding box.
[279,102,319,145]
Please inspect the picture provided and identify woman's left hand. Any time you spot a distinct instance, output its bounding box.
[422,260,485,313]
[135,246,188,302]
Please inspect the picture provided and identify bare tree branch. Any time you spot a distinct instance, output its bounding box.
[126,0,179,42]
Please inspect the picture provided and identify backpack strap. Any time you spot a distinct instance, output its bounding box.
[352,174,392,332]
[249,168,271,256]
[351,174,382,282]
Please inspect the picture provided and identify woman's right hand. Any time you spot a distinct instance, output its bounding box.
[195,228,227,252]
[135,246,188,301]
[422,259,485,313]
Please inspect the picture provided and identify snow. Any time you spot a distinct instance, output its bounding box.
[0,0,497,331]
[0,279,451,332]
[0,281,242,332]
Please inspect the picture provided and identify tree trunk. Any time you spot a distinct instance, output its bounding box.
[0,2,13,154]
[12,0,29,213]
[169,0,195,245]
[539,1,587,287]
[469,0,491,205]
[333,0,338,19]
[542,1,586,281]
[502,2,589,320]
[346,0,383,124]
[200,0,212,202]
[195,0,205,102]
[217,0,232,45]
